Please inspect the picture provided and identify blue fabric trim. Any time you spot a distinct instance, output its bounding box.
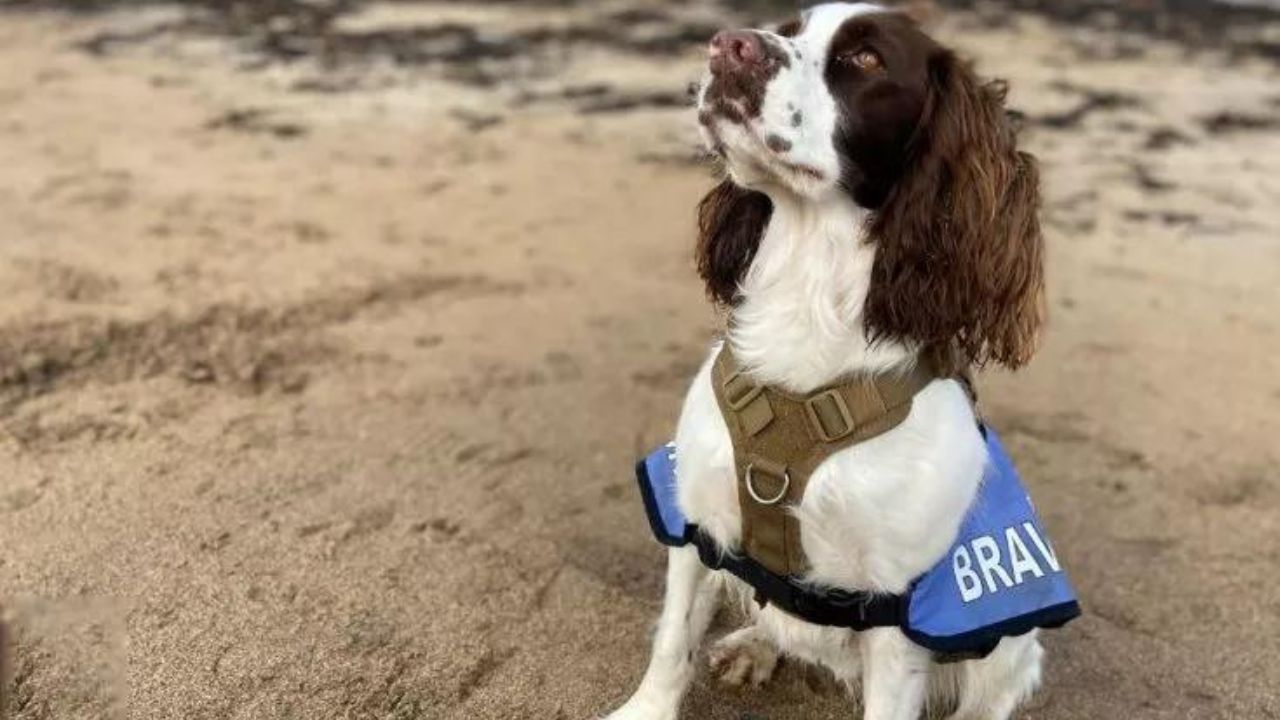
[903,600,1081,655]
[635,456,689,547]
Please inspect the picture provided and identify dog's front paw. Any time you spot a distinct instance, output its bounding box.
[708,625,780,688]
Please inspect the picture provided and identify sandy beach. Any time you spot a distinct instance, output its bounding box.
[0,1,1278,718]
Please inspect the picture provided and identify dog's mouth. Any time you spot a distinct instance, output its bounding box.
[698,105,825,184]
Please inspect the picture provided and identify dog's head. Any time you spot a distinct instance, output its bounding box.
[696,2,1044,370]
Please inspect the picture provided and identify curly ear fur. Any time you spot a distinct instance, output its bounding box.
[695,179,773,305]
[865,50,1045,373]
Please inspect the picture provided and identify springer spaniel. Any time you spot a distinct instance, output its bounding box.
[605,3,1045,720]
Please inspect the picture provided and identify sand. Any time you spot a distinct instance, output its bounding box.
[0,2,1278,719]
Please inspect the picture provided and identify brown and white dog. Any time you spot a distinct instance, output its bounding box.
[604,3,1045,720]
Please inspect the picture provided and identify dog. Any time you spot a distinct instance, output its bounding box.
[604,3,1046,720]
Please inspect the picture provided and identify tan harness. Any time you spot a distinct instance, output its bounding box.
[711,345,939,576]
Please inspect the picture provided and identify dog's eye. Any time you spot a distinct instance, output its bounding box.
[838,48,884,72]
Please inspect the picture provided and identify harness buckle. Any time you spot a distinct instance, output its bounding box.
[744,462,790,505]
[805,389,856,442]
[722,369,763,411]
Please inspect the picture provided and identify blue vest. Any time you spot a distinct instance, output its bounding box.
[636,426,1080,656]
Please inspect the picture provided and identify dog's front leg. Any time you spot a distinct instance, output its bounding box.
[859,627,931,720]
[603,545,715,720]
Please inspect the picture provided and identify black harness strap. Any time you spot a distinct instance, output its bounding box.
[686,525,906,630]
[635,455,907,631]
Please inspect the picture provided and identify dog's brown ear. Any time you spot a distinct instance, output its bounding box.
[865,50,1045,372]
[696,179,772,305]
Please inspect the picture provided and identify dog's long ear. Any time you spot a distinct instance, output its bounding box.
[695,178,773,305]
[865,50,1044,372]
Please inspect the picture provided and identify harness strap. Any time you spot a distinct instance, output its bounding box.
[687,524,905,631]
[711,345,937,576]
[633,452,906,631]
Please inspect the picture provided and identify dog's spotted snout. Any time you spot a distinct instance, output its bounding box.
[701,29,790,126]
[709,30,764,75]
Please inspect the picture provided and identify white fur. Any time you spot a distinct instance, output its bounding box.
[605,5,1044,720]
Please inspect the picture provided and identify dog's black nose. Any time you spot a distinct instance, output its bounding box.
[709,30,763,75]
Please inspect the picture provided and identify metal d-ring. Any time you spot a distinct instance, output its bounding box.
[744,463,790,505]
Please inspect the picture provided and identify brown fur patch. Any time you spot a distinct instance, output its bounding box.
[864,51,1045,372]
[765,133,792,153]
[695,180,772,305]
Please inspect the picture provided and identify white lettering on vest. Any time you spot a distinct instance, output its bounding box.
[953,546,983,603]
[1022,522,1061,572]
[972,536,1014,593]
[952,522,1062,603]
[1005,526,1045,583]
